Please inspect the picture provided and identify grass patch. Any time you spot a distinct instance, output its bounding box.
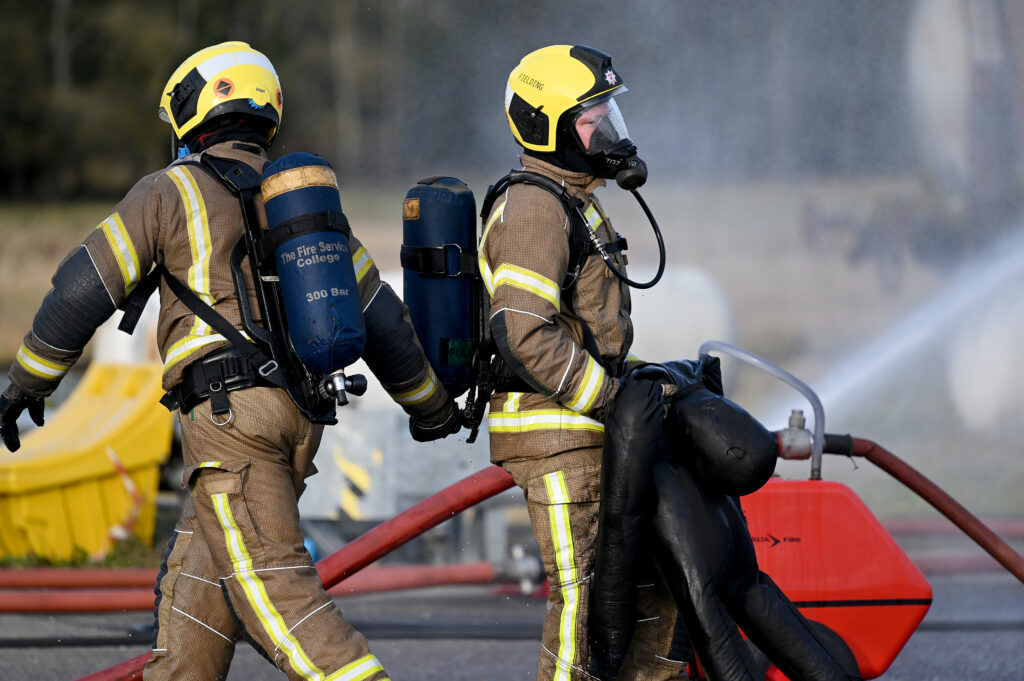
[0,535,165,569]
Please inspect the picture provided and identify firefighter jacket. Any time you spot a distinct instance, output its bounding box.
[480,154,635,462]
[10,141,452,426]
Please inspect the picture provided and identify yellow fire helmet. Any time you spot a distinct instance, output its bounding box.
[505,44,627,153]
[158,41,283,148]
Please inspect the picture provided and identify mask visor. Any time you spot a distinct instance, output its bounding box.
[574,97,631,154]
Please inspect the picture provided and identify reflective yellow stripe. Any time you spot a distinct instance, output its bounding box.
[491,264,560,309]
[352,247,373,283]
[169,166,215,338]
[99,213,140,296]
[503,392,522,413]
[162,333,229,374]
[488,409,604,434]
[565,356,605,414]
[626,353,643,363]
[325,653,386,681]
[543,471,579,681]
[211,492,324,680]
[478,199,506,297]
[15,344,70,380]
[584,204,603,231]
[198,461,223,469]
[479,256,495,297]
[391,368,438,406]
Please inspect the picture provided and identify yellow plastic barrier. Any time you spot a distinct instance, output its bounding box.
[0,362,172,561]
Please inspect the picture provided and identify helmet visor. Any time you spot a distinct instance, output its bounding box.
[573,97,631,154]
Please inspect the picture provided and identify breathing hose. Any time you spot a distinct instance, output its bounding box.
[583,188,666,289]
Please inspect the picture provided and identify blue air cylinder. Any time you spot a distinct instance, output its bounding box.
[261,153,365,376]
[401,177,477,397]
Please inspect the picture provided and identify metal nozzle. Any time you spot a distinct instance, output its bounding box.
[776,409,813,460]
[327,371,367,407]
[329,371,349,407]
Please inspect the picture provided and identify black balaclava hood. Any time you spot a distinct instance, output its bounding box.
[178,116,272,158]
[523,114,594,175]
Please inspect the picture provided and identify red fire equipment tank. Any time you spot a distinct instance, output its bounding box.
[743,478,932,679]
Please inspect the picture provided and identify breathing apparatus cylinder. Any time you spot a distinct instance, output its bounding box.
[400,177,478,397]
[260,153,366,393]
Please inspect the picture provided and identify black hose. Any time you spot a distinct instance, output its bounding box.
[591,188,666,289]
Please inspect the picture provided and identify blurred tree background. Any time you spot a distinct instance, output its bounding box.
[2,0,930,200]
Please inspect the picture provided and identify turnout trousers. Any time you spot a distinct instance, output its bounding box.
[503,446,692,681]
[144,387,389,681]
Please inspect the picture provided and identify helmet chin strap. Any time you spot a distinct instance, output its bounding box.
[523,146,591,175]
[170,132,181,161]
[172,117,272,161]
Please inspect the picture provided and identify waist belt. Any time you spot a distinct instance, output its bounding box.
[161,347,274,416]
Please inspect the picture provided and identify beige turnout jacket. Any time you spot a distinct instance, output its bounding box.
[12,141,450,425]
[480,155,635,462]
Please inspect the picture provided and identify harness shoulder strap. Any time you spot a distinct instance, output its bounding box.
[190,151,263,194]
[480,170,593,293]
[479,171,619,376]
[152,264,286,388]
[116,152,262,337]
[117,267,162,335]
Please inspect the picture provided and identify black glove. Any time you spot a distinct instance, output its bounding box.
[0,385,46,452]
[409,404,463,442]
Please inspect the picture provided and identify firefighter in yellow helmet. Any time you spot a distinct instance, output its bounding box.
[0,41,459,680]
[479,45,691,680]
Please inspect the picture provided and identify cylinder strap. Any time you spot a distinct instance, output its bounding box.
[400,243,478,277]
[256,211,351,263]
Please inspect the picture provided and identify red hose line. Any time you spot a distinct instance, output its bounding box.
[851,437,1024,585]
[327,562,497,596]
[0,568,158,590]
[314,465,515,586]
[1,563,500,613]
[0,588,154,613]
[75,465,515,681]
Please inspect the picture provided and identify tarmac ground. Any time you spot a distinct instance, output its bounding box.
[0,570,1021,681]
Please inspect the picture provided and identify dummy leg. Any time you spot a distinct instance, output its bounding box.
[650,460,763,681]
[725,562,862,680]
[588,375,669,680]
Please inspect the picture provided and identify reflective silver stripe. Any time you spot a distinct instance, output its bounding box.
[391,367,438,405]
[15,344,70,380]
[543,471,579,681]
[169,166,215,339]
[210,493,323,679]
[352,247,373,283]
[325,653,386,681]
[197,50,278,80]
[565,355,606,414]
[490,263,560,309]
[99,213,140,296]
[488,409,604,434]
[478,198,506,297]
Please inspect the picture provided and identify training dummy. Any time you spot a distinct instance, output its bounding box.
[588,357,863,681]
